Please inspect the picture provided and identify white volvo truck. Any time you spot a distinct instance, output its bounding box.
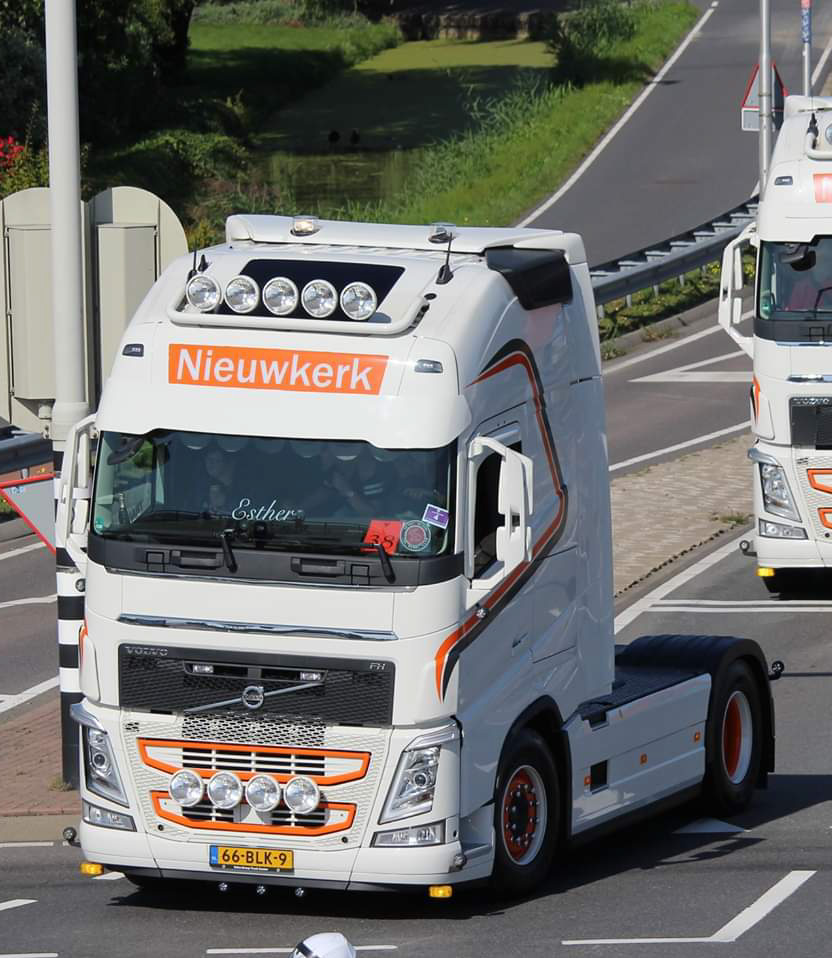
[59,214,777,896]
[720,95,832,591]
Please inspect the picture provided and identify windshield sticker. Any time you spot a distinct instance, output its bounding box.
[169,344,388,395]
[422,504,450,529]
[401,520,431,553]
[231,498,304,521]
[363,519,403,555]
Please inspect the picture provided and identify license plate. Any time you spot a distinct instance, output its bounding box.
[209,845,294,871]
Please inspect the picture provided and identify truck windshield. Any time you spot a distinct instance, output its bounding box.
[759,238,832,319]
[91,431,455,558]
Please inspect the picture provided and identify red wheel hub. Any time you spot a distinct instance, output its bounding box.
[502,770,538,862]
[723,696,742,779]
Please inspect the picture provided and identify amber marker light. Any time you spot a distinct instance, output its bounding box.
[80,862,104,876]
[757,568,775,578]
[429,885,453,899]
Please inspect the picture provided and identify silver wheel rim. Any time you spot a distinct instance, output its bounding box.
[721,690,753,785]
[500,764,548,866]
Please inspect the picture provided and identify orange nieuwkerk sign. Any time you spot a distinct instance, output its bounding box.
[169,344,388,395]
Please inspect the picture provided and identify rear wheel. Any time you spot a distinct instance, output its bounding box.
[492,730,559,896]
[704,660,763,814]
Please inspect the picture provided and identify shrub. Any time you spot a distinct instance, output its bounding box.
[0,29,46,141]
[0,141,50,200]
[547,0,637,85]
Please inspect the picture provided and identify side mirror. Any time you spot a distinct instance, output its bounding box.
[718,225,754,358]
[57,414,97,570]
[467,436,534,587]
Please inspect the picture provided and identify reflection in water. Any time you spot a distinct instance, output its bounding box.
[263,148,422,211]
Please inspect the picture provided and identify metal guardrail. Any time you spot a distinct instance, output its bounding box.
[0,425,52,476]
[590,197,758,307]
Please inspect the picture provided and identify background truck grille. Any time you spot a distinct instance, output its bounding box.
[119,645,394,726]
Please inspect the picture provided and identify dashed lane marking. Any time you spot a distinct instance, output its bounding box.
[0,595,56,611]
[207,948,398,955]
[0,542,46,562]
[0,843,54,849]
[0,900,36,912]
[630,349,749,384]
[562,870,815,945]
[92,871,124,881]
[0,954,58,958]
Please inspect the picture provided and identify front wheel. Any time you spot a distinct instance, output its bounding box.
[704,660,763,815]
[492,729,559,897]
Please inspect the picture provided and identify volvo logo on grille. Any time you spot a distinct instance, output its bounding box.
[241,685,266,710]
[123,645,169,656]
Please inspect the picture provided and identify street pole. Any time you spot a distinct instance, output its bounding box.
[45,0,89,788]
[802,0,812,96]
[759,0,773,190]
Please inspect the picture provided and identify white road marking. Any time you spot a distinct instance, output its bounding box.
[516,3,718,227]
[654,598,832,605]
[207,949,397,955]
[0,900,36,913]
[0,676,59,715]
[609,422,749,472]
[652,606,832,614]
[631,348,749,383]
[604,324,723,374]
[0,954,58,958]
[0,842,54,849]
[673,818,745,834]
[563,870,814,945]
[0,542,45,562]
[92,871,124,881]
[812,30,832,86]
[614,533,746,633]
[0,595,56,612]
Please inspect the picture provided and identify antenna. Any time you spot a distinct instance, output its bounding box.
[187,247,198,280]
[429,222,457,285]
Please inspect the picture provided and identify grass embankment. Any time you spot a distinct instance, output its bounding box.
[271,0,698,229]
[87,17,401,240]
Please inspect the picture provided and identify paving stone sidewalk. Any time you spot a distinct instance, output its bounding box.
[0,431,754,823]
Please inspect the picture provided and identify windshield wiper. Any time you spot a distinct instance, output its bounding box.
[296,538,396,582]
[369,542,395,583]
[218,529,238,573]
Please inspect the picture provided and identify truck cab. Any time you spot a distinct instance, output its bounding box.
[720,95,832,590]
[63,215,773,895]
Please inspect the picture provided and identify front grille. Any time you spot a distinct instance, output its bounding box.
[797,454,832,538]
[182,800,325,828]
[182,746,326,777]
[119,645,394,726]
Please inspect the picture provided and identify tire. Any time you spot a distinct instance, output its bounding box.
[492,729,559,897]
[704,660,763,815]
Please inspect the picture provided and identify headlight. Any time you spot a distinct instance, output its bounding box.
[185,275,221,312]
[301,279,337,318]
[83,726,128,807]
[169,769,204,807]
[263,277,299,316]
[760,462,800,521]
[245,774,281,812]
[283,776,320,814]
[759,519,807,539]
[225,275,260,314]
[380,746,439,822]
[207,771,244,809]
[340,282,377,321]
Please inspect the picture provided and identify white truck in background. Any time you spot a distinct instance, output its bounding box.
[721,94,832,592]
[58,213,777,897]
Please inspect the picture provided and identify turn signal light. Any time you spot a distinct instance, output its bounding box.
[429,885,453,898]
[756,567,776,578]
[80,862,104,876]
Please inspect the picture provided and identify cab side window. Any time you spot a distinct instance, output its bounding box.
[472,441,521,577]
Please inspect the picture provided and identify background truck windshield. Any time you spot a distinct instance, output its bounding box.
[92,431,454,557]
[759,238,832,319]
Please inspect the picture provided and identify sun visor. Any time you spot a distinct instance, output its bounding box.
[485,247,572,310]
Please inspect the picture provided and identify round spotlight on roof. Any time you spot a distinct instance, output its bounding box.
[263,277,299,316]
[283,776,320,814]
[291,215,320,237]
[245,775,282,813]
[301,280,338,318]
[340,282,377,321]
[185,275,221,312]
[207,771,244,809]
[169,769,204,808]
[225,276,260,314]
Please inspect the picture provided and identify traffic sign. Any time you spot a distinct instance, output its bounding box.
[0,473,56,551]
[741,61,787,132]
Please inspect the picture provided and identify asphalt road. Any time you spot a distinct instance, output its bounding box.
[2,544,831,958]
[526,0,832,266]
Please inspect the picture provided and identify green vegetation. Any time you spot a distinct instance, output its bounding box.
[288,0,699,230]
[0,498,15,518]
